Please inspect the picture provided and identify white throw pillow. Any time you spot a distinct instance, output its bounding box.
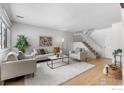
[33,49,38,56]
[5,52,18,61]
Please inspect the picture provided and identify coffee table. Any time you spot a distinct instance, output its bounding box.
[47,55,69,69]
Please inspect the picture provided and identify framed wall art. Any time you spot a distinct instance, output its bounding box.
[39,36,52,47]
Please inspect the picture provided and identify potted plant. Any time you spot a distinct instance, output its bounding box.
[15,35,30,53]
[112,48,122,66]
[117,48,122,55]
[112,48,122,56]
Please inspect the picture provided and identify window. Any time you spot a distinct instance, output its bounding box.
[0,18,2,49]
[0,17,9,49]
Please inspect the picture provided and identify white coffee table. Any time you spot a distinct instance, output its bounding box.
[47,55,69,69]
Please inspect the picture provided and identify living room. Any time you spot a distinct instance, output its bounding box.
[0,3,124,85]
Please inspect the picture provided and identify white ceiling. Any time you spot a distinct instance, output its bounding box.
[3,3,121,32]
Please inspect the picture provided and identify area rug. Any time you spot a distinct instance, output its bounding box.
[25,59,95,85]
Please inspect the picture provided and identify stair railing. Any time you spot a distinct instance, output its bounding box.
[76,32,104,55]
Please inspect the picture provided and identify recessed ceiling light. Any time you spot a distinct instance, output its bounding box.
[16,15,24,19]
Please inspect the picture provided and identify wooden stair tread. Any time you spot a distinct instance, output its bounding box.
[82,41,100,58]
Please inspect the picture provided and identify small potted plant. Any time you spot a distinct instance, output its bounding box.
[112,48,122,66]
[117,49,122,55]
[112,48,122,56]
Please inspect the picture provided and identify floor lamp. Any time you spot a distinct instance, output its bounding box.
[61,37,64,54]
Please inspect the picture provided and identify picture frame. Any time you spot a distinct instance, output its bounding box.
[39,36,52,47]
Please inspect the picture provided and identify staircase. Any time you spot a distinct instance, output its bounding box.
[82,41,100,58]
[74,31,102,58]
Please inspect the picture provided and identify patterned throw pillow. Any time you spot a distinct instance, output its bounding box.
[33,49,46,55]
[18,51,25,60]
[40,49,46,54]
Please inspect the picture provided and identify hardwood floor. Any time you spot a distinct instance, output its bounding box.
[4,58,122,86]
[64,58,122,85]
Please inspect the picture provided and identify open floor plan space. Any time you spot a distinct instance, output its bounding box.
[0,3,123,86]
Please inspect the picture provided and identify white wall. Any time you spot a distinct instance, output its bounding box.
[73,25,121,59]
[90,27,112,58]
[11,22,73,54]
[111,22,122,64]
[112,22,122,51]
[89,22,122,59]
[73,42,88,50]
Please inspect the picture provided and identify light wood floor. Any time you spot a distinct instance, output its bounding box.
[4,58,122,86]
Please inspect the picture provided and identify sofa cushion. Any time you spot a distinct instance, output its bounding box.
[35,54,48,60]
[6,52,18,61]
[34,53,54,61]
[46,53,54,56]
[35,55,47,58]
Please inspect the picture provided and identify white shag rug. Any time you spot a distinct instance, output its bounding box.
[25,59,95,85]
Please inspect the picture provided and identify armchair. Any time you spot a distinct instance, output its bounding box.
[0,51,37,84]
[69,48,87,61]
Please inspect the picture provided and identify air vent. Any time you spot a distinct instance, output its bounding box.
[16,15,24,19]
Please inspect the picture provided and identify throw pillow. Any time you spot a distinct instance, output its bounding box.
[44,49,48,54]
[33,49,38,56]
[75,47,80,54]
[18,51,25,60]
[6,52,18,61]
[81,48,85,52]
[40,49,46,54]
[36,49,41,55]
[71,51,75,53]
[53,47,60,53]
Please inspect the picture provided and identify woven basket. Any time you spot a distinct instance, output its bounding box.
[108,64,122,79]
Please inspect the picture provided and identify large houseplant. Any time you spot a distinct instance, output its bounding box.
[15,35,30,53]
